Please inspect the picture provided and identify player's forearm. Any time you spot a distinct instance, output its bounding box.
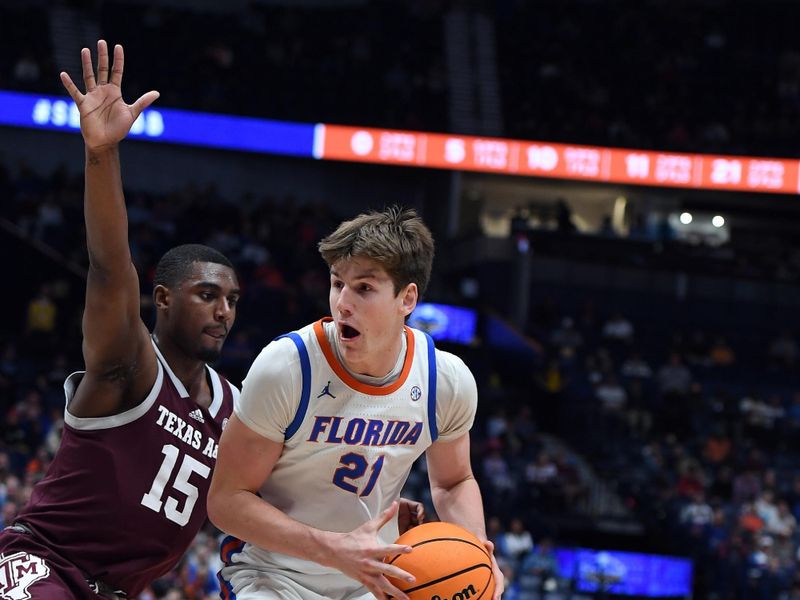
[83,145,132,272]
[430,476,488,542]
[208,489,339,567]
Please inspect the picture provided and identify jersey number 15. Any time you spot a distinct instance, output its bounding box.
[141,444,210,526]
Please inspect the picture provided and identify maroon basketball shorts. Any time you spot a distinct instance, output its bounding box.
[0,526,102,599]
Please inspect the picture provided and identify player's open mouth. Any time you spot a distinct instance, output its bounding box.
[340,324,361,340]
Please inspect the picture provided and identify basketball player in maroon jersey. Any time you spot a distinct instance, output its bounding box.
[0,41,241,599]
[0,41,426,600]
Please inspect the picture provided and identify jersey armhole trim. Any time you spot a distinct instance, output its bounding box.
[64,360,165,431]
[278,332,311,440]
[207,366,224,418]
[424,332,438,443]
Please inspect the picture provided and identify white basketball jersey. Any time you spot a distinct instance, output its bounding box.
[225,318,440,578]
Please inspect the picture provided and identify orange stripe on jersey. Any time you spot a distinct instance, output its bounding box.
[313,318,415,395]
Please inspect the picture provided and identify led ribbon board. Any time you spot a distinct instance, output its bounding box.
[2,89,798,194]
[0,90,314,157]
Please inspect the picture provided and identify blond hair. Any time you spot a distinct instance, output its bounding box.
[318,206,435,296]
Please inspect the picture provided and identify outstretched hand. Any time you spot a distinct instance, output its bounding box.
[325,502,416,600]
[60,40,159,151]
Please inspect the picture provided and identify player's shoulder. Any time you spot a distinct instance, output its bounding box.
[431,346,473,387]
[407,328,470,374]
[428,346,476,408]
[246,325,315,379]
[432,345,466,369]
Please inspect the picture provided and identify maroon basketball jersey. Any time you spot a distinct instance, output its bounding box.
[14,341,238,597]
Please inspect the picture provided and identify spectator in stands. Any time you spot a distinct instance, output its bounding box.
[595,374,627,414]
[25,284,57,338]
[518,537,560,595]
[709,336,736,367]
[602,311,634,344]
[676,463,707,499]
[685,330,712,367]
[620,350,652,380]
[550,317,583,358]
[702,426,732,466]
[498,518,534,565]
[555,199,575,234]
[12,52,41,87]
[656,352,693,396]
[553,450,587,510]
[482,440,516,508]
[769,500,797,539]
[680,491,714,540]
[734,468,764,505]
[739,503,766,535]
[597,215,616,238]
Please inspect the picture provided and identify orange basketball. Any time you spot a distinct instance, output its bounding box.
[385,521,495,600]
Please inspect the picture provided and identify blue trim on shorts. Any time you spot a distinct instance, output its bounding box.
[217,570,237,600]
[219,534,246,564]
[218,534,244,599]
[277,333,311,440]
[423,332,438,442]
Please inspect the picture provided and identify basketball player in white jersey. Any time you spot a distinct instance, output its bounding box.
[208,207,503,600]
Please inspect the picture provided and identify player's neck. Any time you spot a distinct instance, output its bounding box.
[151,332,209,399]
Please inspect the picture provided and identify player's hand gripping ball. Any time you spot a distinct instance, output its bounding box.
[385,522,495,599]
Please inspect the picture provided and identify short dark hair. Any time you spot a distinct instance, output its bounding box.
[153,244,234,289]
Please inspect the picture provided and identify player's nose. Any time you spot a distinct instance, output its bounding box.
[215,298,234,321]
[335,285,355,316]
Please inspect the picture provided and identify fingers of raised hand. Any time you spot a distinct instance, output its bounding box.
[80,47,96,91]
[60,72,82,103]
[130,90,161,119]
[97,40,109,85]
[110,44,124,86]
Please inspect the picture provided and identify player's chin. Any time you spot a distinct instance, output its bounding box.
[197,343,223,363]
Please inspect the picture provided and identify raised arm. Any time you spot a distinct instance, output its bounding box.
[60,40,160,416]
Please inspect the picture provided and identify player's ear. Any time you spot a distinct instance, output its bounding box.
[153,284,171,311]
[399,283,417,317]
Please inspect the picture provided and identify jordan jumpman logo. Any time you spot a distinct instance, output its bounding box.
[317,381,336,399]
